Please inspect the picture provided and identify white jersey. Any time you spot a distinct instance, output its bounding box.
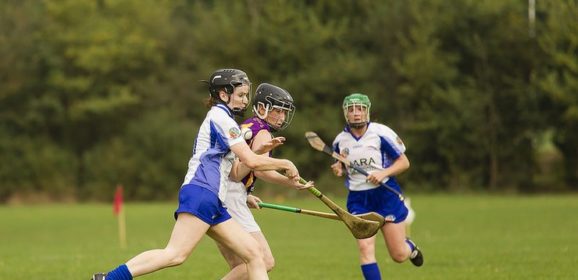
[332,123,406,191]
[182,104,244,202]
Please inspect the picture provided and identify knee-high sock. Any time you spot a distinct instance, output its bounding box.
[106,264,133,280]
[361,262,381,280]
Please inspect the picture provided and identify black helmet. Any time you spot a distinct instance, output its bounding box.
[206,68,251,116]
[207,68,251,97]
[252,83,295,131]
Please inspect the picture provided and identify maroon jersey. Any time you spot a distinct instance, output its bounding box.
[241,116,271,193]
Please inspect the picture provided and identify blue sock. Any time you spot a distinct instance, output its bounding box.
[107,264,133,280]
[361,262,381,280]
[406,238,416,252]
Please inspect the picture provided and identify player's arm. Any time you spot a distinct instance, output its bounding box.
[254,169,313,190]
[330,139,346,177]
[248,130,310,189]
[229,158,246,182]
[229,134,285,181]
[231,130,273,182]
[366,153,410,185]
[246,194,262,209]
[331,160,344,177]
[230,139,299,179]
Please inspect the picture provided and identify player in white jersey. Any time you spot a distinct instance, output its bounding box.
[217,83,313,279]
[331,93,423,280]
[91,69,301,280]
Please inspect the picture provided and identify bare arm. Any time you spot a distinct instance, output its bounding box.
[366,153,410,185]
[230,139,298,179]
[331,160,345,177]
[254,170,312,190]
[234,130,276,180]
[250,130,310,189]
[229,135,286,181]
[246,194,262,209]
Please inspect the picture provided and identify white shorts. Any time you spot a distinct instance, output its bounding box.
[224,181,261,233]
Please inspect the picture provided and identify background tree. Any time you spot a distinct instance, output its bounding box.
[0,0,575,202]
[537,1,578,190]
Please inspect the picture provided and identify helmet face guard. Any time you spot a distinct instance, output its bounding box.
[264,96,295,131]
[342,93,371,128]
[252,83,295,131]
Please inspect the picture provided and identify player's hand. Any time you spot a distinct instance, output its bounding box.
[246,194,262,209]
[331,161,343,177]
[292,179,314,190]
[254,137,285,155]
[366,170,389,185]
[282,160,300,181]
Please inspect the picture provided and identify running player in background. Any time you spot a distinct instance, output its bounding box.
[91,69,301,280]
[219,83,313,279]
[330,93,423,280]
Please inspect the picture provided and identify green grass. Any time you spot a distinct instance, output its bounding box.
[1,195,577,279]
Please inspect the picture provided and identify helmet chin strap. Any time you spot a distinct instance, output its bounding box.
[231,107,246,116]
[348,122,367,129]
[220,93,246,116]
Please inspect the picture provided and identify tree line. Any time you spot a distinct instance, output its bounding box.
[1,0,576,202]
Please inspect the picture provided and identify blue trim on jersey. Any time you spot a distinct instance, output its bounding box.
[333,142,341,156]
[215,103,233,118]
[187,119,232,194]
[379,135,401,167]
[210,120,230,150]
[191,137,198,156]
[344,122,372,141]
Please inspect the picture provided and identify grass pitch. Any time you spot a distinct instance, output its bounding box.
[0,194,576,279]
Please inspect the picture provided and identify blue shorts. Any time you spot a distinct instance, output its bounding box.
[174,184,231,226]
[347,186,408,224]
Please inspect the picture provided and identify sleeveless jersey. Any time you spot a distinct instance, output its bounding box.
[239,116,271,193]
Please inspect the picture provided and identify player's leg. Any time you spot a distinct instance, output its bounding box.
[382,221,410,262]
[208,219,268,280]
[403,198,415,235]
[366,185,423,267]
[356,235,381,280]
[348,189,382,280]
[126,213,210,275]
[219,184,273,279]
[382,222,423,266]
[250,231,275,271]
[219,231,275,280]
[218,243,247,280]
[99,213,210,279]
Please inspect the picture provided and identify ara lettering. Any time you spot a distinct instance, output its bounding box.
[351,157,376,167]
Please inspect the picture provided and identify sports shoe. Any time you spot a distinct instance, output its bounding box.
[407,240,424,267]
[91,273,107,280]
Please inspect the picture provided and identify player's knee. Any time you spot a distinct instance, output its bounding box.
[245,246,265,263]
[164,248,188,266]
[264,256,275,272]
[389,251,407,263]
